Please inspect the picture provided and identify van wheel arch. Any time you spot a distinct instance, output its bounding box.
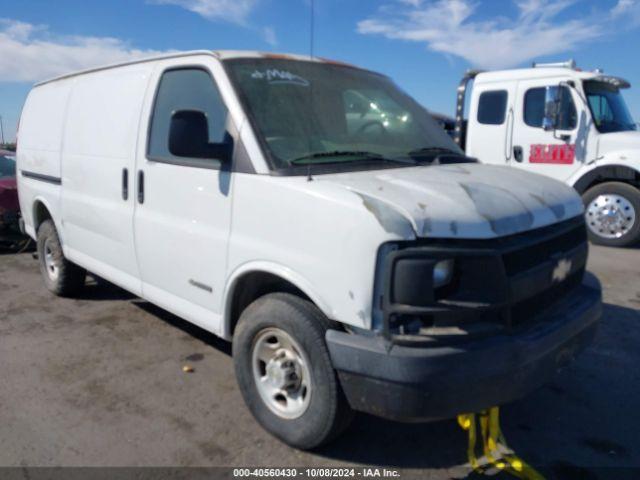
[573,164,640,194]
[33,200,54,233]
[226,271,331,339]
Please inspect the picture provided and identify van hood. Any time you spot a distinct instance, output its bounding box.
[321,164,583,239]
[598,131,640,158]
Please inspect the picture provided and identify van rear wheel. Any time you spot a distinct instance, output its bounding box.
[233,293,353,449]
[36,220,86,296]
[583,182,640,247]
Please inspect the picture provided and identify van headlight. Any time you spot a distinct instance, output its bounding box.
[433,259,455,288]
[391,255,456,307]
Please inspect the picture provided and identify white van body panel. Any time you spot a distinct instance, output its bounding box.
[61,62,154,295]
[225,173,412,335]
[17,81,72,239]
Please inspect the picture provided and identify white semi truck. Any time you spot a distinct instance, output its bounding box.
[452,60,640,247]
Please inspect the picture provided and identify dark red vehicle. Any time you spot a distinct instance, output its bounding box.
[0,149,26,248]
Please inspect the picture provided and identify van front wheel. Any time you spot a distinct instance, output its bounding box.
[583,182,640,247]
[36,220,86,296]
[233,293,353,449]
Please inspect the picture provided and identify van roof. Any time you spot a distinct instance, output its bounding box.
[34,50,361,87]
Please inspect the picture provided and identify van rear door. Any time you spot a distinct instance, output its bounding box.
[133,60,233,334]
[61,65,153,294]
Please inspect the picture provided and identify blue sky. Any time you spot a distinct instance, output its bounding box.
[2,0,640,142]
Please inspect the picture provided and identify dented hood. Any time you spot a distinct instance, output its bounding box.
[322,164,584,239]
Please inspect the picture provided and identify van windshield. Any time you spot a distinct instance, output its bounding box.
[225,58,463,173]
[584,81,637,133]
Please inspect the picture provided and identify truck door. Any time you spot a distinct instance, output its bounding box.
[465,83,517,165]
[510,79,583,181]
[133,60,233,334]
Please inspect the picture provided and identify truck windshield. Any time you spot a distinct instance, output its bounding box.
[225,58,463,173]
[584,81,637,133]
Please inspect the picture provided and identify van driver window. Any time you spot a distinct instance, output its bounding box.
[524,86,577,130]
[148,68,227,160]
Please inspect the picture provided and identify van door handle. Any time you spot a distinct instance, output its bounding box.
[122,168,129,200]
[137,170,144,204]
[513,146,523,162]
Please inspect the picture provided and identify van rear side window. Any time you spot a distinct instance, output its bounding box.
[148,68,228,163]
[477,90,508,125]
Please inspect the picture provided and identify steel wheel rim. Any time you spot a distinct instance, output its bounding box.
[251,327,311,419]
[43,239,59,281]
[586,193,636,239]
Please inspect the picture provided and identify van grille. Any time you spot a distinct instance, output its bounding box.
[382,216,589,343]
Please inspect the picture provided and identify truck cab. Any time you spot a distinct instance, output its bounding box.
[459,60,640,247]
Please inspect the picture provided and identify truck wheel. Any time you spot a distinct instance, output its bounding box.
[36,220,86,296]
[233,293,353,449]
[583,182,640,247]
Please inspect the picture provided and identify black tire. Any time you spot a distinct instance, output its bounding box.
[36,219,86,296]
[582,182,640,247]
[233,293,353,449]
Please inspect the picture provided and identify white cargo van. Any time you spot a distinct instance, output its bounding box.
[17,51,601,449]
[453,60,640,247]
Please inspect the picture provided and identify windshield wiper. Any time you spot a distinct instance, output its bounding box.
[406,146,476,165]
[407,146,464,158]
[290,151,413,166]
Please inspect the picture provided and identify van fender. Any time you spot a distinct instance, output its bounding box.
[30,195,63,242]
[221,261,333,340]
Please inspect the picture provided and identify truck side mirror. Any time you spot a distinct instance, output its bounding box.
[542,86,560,131]
[169,110,232,162]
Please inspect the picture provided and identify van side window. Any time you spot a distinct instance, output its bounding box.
[477,90,508,125]
[524,86,576,130]
[148,68,227,161]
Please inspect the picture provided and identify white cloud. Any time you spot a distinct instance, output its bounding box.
[150,0,276,46]
[0,19,170,83]
[357,0,622,69]
[150,0,258,25]
[262,26,278,47]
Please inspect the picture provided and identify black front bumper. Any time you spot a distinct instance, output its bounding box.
[326,273,601,422]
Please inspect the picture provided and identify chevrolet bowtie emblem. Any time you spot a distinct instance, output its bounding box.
[552,258,572,283]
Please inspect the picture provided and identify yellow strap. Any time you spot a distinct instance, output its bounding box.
[457,407,545,480]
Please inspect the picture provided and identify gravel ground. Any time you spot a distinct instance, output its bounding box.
[0,245,638,479]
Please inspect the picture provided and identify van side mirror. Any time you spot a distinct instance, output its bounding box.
[169,110,232,162]
[542,86,560,131]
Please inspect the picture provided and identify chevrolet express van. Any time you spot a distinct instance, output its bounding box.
[17,51,602,449]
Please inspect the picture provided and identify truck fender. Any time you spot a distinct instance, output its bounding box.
[571,164,640,194]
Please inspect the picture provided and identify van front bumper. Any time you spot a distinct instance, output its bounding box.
[326,274,601,422]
